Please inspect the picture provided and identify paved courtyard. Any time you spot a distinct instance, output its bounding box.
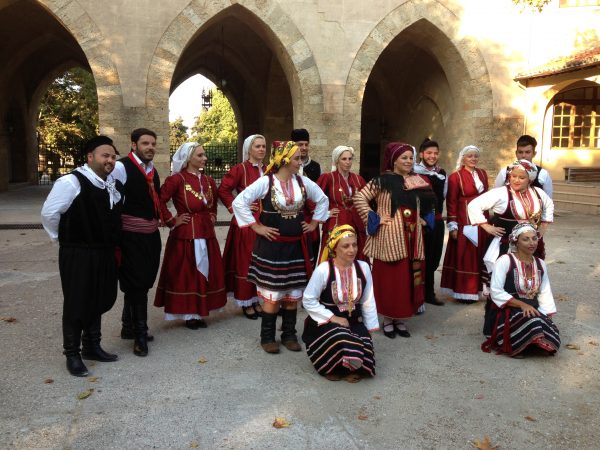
[1,186,599,449]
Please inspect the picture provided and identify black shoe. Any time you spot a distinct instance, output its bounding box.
[133,337,148,357]
[425,296,444,306]
[66,355,89,377]
[241,306,259,320]
[383,324,396,339]
[185,319,207,329]
[120,328,154,342]
[394,323,411,338]
[82,346,118,362]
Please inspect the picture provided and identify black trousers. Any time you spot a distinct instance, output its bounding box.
[424,219,445,300]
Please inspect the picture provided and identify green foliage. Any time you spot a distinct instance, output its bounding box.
[37,67,98,157]
[169,117,189,149]
[190,89,238,145]
[512,0,551,12]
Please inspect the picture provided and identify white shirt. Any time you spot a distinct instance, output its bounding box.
[232,175,329,227]
[40,166,120,241]
[467,186,554,226]
[112,152,155,185]
[490,254,556,315]
[494,167,553,198]
[302,260,379,331]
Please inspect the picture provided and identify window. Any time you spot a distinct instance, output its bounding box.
[552,86,600,149]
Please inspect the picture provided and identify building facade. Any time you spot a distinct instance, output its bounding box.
[1,0,599,190]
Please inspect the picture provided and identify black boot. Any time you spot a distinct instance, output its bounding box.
[63,320,88,377]
[260,312,279,354]
[131,302,148,357]
[280,308,301,352]
[121,295,154,341]
[82,316,118,362]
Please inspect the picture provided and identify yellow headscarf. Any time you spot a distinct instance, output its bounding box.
[265,140,298,175]
[320,225,357,263]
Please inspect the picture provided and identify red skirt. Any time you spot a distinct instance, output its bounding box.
[154,236,226,316]
[222,220,258,304]
[372,258,425,319]
[440,225,487,298]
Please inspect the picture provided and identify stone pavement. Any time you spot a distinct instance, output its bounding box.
[0,185,599,449]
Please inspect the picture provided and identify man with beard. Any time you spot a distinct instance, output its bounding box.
[112,128,162,357]
[42,136,123,376]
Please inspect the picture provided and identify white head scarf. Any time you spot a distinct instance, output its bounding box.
[455,145,480,170]
[331,145,354,171]
[242,134,266,162]
[507,159,538,182]
[172,142,200,173]
[509,222,537,252]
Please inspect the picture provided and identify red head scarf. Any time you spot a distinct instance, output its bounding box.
[382,142,414,172]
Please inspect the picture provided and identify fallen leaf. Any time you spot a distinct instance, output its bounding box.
[44,378,54,384]
[556,295,569,302]
[425,334,437,340]
[588,340,599,346]
[190,441,199,448]
[1,317,17,323]
[471,436,498,450]
[525,415,536,422]
[566,344,580,350]
[272,417,290,429]
[357,414,369,420]
[555,260,566,264]
[87,376,98,383]
[77,388,94,400]
[373,395,381,400]
[474,394,484,400]
[198,357,208,364]
[577,352,585,356]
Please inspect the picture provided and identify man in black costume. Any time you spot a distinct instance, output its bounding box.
[41,136,123,376]
[112,128,162,357]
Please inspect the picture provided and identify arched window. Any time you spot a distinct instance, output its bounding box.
[551,85,600,149]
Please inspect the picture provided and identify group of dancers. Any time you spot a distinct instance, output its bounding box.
[41,128,561,380]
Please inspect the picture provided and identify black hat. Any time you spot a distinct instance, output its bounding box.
[82,135,117,158]
[291,128,309,142]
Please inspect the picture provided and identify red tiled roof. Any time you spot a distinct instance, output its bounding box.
[515,47,600,81]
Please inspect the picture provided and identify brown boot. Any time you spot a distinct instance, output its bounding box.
[260,312,280,354]
[281,308,302,352]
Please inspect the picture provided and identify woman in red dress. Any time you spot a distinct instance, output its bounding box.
[154,142,226,329]
[218,134,266,320]
[440,145,489,303]
[354,143,436,338]
[317,145,367,261]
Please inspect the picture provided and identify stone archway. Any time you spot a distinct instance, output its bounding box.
[343,0,493,177]
[146,0,323,171]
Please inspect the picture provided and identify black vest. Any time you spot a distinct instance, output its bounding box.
[303,159,321,183]
[120,156,161,220]
[424,169,446,215]
[58,171,123,247]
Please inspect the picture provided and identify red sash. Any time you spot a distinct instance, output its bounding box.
[128,152,161,220]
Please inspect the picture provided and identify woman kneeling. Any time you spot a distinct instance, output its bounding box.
[482,223,560,357]
[302,225,379,381]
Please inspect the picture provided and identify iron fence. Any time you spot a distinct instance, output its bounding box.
[37,141,82,185]
[170,143,238,182]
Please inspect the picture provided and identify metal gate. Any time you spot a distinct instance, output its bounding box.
[37,140,82,185]
[170,143,238,183]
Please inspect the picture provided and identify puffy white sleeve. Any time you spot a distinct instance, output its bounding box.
[537,259,557,315]
[41,174,80,241]
[494,168,507,188]
[232,176,269,227]
[302,176,329,222]
[535,187,554,223]
[111,160,127,185]
[468,187,507,225]
[358,260,379,331]
[302,262,334,325]
[538,169,553,198]
[490,254,513,308]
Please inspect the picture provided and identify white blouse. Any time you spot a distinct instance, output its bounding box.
[490,254,556,316]
[468,185,554,226]
[302,260,379,331]
[232,174,329,226]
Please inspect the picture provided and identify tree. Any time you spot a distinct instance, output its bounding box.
[190,89,238,144]
[512,0,551,12]
[169,117,189,149]
[37,67,98,157]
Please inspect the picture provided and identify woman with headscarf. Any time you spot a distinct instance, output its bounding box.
[482,223,560,357]
[468,159,553,275]
[153,142,226,329]
[232,141,329,354]
[440,145,489,303]
[302,225,378,382]
[218,134,266,320]
[354,142,436,338]
[316,145,367,261]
